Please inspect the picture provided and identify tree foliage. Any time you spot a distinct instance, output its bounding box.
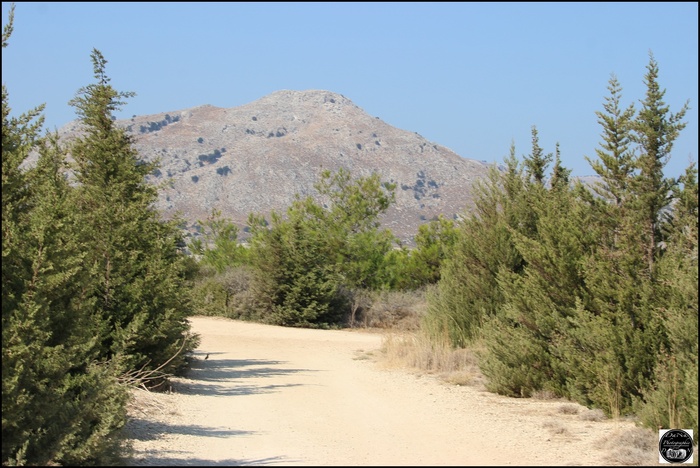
[585,73,636,207]
[386,215,458,291]
[426,54,696,436]
[243,168,397,327]
[635,162,698,438]
[190,209,249,272]
[2,10,198,462]
[630,52,690,274]
[3,11,127,464]
[68,49,198,375]
[424,146,527,346]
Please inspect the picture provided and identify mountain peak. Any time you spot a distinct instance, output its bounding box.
[59,90,492,243]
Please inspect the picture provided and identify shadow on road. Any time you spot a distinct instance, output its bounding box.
[127,452,299,466]
[173,357,318,397]
[124,419,254,441]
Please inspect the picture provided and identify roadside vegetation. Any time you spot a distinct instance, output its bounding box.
[3,2,696,465]
[189,53,697,447]
[3,7,197,465]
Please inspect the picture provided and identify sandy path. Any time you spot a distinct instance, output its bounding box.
[123,316,648,466]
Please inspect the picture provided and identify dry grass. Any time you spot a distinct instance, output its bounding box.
[602,426,660,466]
[580,408,607,422]
[358,287,486,383]
[558,403,580,415]
[126,387,178,419]
[531,389,561,401]
[377,330,486,389]
[358,289,428,331]
[542,418,571,436]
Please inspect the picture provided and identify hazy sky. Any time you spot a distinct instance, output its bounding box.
[2,2,698,179]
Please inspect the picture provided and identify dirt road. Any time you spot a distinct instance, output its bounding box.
[123,316,652,466]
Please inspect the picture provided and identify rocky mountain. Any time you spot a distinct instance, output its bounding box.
[59,90,493,244]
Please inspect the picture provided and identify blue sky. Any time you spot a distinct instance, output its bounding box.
[2,2,698,179]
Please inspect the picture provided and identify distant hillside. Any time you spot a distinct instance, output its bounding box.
[57,90,494,244]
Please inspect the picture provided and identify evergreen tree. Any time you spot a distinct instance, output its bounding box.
[247,208,345,327]
[425,145,528,346]
[554,55,690,417]
[188,209,253,318]
[191,208,248,272]
[479,155,594,398]
[524,126,553,186]
[557,72,648,416]
[3,10,127,463]
[246,168,396,327]
[664,162,699,252]
[556,230,658,416]
[550,143,571,192]
[631,51,689,274]
[2,5,45,317]
[636,162,698,439]
[342,227,397,290]
[585,74,636,207]
[313,168,397,290]
[389,215,458,290]
[520,128,551,236]
[68,49,197,377]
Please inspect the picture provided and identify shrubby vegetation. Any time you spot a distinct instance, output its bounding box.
[189,167,458,328]
[3,3,696,462]
[188,53,696,441]
[425,55,697,439]
[2,7,197,465]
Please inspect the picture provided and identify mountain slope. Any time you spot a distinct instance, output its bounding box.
[61,90,492,243]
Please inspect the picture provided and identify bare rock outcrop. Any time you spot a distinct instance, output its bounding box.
[60,90,492,244]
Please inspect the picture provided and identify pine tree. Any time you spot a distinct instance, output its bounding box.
[2,4,45,318]
[556,232,658,416]
[68,49,196,377]
[550,143,571,192]
[425,145,528,346]
[3,9,127,463]
[247,208,345,327]
[637,162,698,439]
[628,54,694,426]
[585,74,636,207]
[190,209,248,273]
[479,154,594,398]
[555,55,690,417]
[390,215,458,290]
[524,126,553,186]
[313,167,397,290]
[631,51,689,274]
[664,162,699,252]
[246,169,396,327]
